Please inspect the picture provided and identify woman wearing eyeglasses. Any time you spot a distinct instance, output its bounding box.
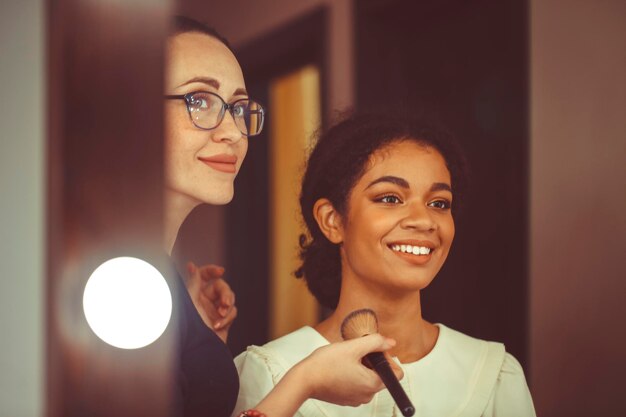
[164,16,403,417]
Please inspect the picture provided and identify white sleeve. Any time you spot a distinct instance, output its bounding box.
[230,348,278,417]
[483,353,537,417]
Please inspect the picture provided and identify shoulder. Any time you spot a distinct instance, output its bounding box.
[436,325,535,417]
[438,324,531,388]
[439,325,528,383]
[436,324,506,372]
[235,326,326,381]
[432,325,534,417]
[500,351,525,376]
[484,352,536,416]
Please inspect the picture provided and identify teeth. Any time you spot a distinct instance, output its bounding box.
[390,245,432,255]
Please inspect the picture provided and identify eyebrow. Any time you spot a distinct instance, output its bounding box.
[431,182,452,192]
[177,76,248,97]
[365,176,452,193]
[365,176,410,190]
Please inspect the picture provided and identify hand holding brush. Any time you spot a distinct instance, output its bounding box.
[341,308,415,417]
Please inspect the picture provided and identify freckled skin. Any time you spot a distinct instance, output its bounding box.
[164,32,248,207]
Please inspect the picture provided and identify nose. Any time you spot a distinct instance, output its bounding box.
[210,109,244,144]
[399,202,437,232]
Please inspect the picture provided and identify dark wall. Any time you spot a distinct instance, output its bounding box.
[226,9,328,355]
[356,0,529,365]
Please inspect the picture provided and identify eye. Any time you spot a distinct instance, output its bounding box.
[428,199,452,210]
[231,102,247,117]
[188,93,216,111]
[376,194,403,204]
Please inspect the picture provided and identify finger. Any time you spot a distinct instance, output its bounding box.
[219,284,234,306]
[219,286,235,315]
[212,278,233,301]
[214,305,237,330]
[360,368,386,394]
[218,304,231,318]
[186,261,195,275]
[346,333,397,357]
[185,262,201,291]
[383,352,404,381]
[219,291,235,315]
[211,280,235,316]
[198,264,225,281]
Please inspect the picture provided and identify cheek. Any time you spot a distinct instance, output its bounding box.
[165,113,206,160]
[164,132,203,186]
[164,132,187,174]
[441,218,455,250]
[165,112,186,161]
[346,210,390,250]
[236,140,249,169]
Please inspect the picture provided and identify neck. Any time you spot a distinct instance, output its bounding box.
[315,277,438,363]
[163,188,200,255]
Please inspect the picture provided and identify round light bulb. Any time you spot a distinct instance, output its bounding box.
[83,256,172,349]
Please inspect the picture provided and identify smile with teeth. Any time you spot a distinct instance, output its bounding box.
[390,244,433,255]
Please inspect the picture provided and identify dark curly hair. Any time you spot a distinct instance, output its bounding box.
[295,113,469,309]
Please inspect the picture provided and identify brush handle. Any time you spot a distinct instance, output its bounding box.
[364,352,415,417]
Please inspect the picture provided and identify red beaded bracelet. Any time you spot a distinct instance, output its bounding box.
[238,410,267,417]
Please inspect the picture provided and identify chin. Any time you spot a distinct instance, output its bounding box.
[392,275,436,292]
[198,189,234,205]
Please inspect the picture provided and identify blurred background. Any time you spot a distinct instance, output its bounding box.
[1,0,624,416]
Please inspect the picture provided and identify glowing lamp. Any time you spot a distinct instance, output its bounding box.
[83,256,172,349]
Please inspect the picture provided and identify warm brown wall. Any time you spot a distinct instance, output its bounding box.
[47,1,174,416]
[530,0,626,415]
[179,0,354,117]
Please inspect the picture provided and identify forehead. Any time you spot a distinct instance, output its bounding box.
[166,32,245,93]
[361,140,451,183]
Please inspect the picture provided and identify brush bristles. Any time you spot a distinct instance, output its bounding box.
[340,309,379,340]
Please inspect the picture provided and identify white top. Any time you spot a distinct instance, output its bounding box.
[232,324,536,417]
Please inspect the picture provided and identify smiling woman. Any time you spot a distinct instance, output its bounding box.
[320,141,456,296]
[164,29,250,253]
[234,113,537,417]
[163,19,253,417]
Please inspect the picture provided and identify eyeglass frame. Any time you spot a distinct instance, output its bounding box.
[164,91,265,137]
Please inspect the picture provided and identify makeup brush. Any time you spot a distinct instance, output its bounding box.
[341,309,415,417]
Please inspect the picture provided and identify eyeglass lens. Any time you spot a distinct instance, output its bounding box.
[187,92,264,136]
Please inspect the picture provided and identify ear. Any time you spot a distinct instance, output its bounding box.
[312,198,344,244]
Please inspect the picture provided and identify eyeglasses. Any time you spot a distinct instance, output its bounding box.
[165,91,265,137]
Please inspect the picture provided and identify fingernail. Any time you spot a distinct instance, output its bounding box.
[386,338,397,347]
[187,262,194,274]
[214,321,221,329]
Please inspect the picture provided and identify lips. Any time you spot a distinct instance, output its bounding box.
[387,240,436,265]
[198,154,238,173]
